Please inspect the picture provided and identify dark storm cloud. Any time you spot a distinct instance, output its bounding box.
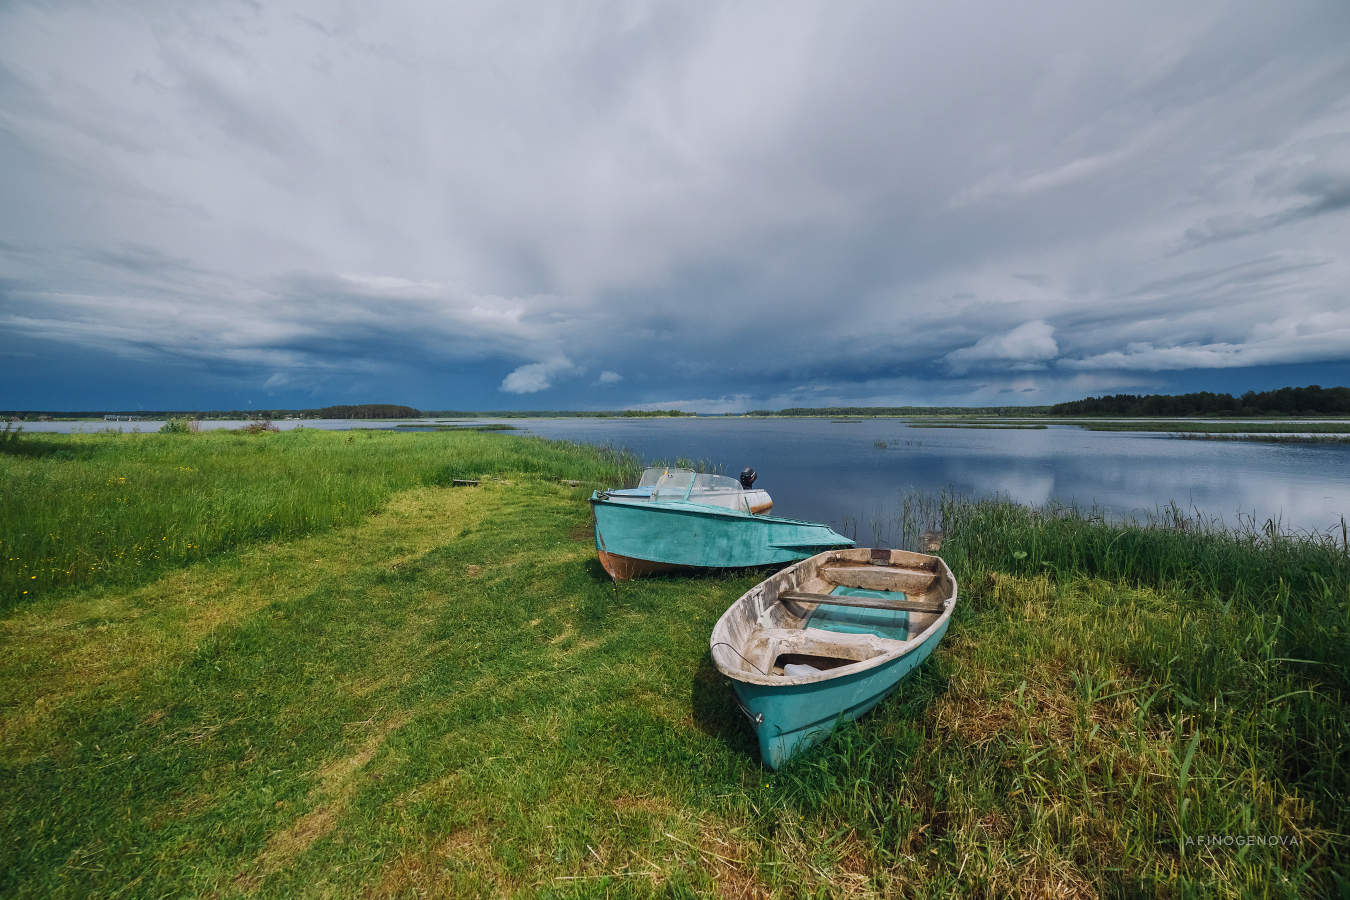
[1,0,1349,409]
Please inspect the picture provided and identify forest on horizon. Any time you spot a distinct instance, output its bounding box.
[4,385,1348,420]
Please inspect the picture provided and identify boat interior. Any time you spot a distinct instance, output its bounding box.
[717,549,954,679]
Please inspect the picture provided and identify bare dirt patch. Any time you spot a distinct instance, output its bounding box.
[695,827,767,900]
[1002,854,1099,900]
[366,826,512,898]
[612,793,676,816]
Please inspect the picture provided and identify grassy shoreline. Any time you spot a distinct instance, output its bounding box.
[0,430,636,608]
[2,431,1346,896]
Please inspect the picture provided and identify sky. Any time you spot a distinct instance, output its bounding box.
[2,1,1349,412]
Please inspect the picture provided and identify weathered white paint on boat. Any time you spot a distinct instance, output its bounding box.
[710,547,958,767]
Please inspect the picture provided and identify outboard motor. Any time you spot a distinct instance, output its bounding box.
[739,467,758,489]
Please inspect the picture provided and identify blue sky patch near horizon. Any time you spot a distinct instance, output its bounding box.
[2,1,1349,412]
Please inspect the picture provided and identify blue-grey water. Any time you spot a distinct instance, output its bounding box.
[23,416,1350,537]
[507,418,1350,539]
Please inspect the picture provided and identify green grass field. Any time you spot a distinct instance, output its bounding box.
[1,431,1346,897]
[0,429,634,608]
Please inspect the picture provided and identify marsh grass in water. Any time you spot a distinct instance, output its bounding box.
[906,423,1049,429]
[393,422,519,431]
[0,433,1345,896]
[1083,421,1350,434]
[1170,432,1350,444]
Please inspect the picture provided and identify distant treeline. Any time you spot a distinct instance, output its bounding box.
[3,406,694,420]
[1,409,306,421]
[1050,385,1350,417]
[316,404,420,419]
[11,387,1345,421]
[747,406,1052,417]
[422,410,693,418]
[1,404,422,420]
[746,386,1350,418]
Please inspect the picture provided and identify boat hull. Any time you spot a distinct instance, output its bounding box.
[710,547,957,768]
[732,617,949,768]
[591,495,853,580]
[595,549,682,580]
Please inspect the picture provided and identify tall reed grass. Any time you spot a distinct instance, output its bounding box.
[768,494,1348,893]
[0,429,638,607]
[913,496,1347,859]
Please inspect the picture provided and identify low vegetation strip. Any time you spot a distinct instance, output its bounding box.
[1082,421,1350,433]
[906,423,1048,429]
[0,435,1344,896]
[1170,433,1350,444]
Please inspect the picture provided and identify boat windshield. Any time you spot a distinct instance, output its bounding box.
[637,467,688,487]
[634,468,746,501]
[689,473,743,494]
[639,468,696,499]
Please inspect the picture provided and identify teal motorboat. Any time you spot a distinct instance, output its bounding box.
[590,467,853,580]
[710,547,957,768]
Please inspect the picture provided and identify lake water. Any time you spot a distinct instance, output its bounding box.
[509,418,1350,539]
[22,416,1350,537]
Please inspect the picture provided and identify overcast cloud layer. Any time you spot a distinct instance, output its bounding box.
[2,0,1349,410]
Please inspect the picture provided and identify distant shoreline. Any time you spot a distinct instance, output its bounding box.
[6,383,1350,421]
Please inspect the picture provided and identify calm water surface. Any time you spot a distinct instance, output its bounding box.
[509,418,1350,539]
[25,417,1350,537]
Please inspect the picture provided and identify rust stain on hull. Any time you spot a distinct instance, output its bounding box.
[597,549,682,581]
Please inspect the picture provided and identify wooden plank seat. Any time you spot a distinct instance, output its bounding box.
[819,565,938,593]
[780,589,947,615]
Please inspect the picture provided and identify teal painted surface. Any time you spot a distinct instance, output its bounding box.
[590,494,853,569]
[733,618,950,769]
[806,586,910,639]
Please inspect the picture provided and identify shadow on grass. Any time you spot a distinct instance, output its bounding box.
[691,651,955,776]
[580,557,614,583]
[689,654,759,760]
[0,434,97,460]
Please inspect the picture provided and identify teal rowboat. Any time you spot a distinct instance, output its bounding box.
[590,468,853,580]
[710,547,957,768]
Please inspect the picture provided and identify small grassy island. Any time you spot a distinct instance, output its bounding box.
[1,429,1345,896]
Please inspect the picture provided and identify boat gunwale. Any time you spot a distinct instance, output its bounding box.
[709,549,958,687]
[589,492,851,530]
